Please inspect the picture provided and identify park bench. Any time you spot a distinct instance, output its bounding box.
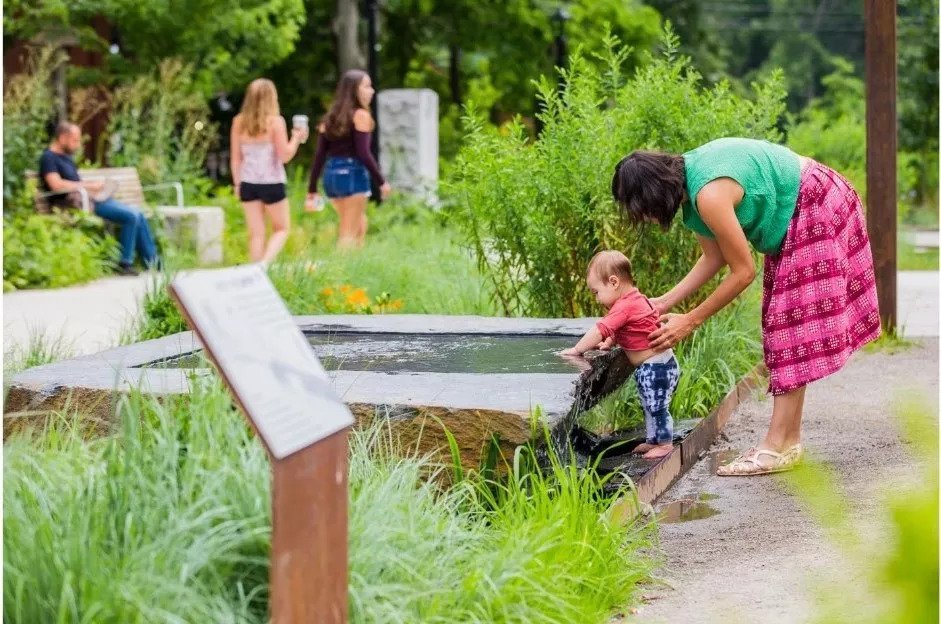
[25,167,224,266]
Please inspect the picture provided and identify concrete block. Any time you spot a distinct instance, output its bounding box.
[155,205,224,266]
[377,88,439,201]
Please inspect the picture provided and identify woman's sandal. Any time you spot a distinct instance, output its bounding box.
[716,444,804,476]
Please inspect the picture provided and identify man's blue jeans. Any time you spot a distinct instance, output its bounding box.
[93,198,158,266]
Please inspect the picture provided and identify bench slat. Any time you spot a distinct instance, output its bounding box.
[28,166,175,213]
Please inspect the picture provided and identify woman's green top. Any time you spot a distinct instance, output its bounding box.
[681,137,801,255]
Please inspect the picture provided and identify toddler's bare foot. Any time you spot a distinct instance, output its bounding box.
[643,443,674,459]
[632,442,655,454]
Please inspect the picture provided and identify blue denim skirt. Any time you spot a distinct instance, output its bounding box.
[323,157,372,199]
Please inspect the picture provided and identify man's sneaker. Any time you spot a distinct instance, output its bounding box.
[117,263,139,276]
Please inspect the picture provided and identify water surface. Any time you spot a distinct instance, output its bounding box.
[146,332,583,374]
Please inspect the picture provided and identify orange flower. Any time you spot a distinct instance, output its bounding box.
[339,284,352,293]
[346,288,369,307]
[320,287,335,297]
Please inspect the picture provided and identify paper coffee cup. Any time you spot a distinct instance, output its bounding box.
[292,114,309,143]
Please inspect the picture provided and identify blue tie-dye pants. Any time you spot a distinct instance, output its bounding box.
[634,355,680,444]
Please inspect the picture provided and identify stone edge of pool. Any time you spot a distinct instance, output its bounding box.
[3,313,765,502]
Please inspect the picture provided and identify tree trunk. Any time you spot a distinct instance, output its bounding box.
[334,0,366,73]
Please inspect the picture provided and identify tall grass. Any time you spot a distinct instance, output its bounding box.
[578,284,763,433]
[4,376,653,623]
[3,328,75,375]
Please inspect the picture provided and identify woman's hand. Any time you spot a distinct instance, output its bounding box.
[291,126,309,144]
[648,312,698,351]
[304,192,323,212]
[380,182,392,200]
[648,296,670,315]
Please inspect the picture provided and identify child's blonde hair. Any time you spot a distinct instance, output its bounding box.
[240,78,280,137]
[587,250,634,283]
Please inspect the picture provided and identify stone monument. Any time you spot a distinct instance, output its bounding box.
[377,88,439,201]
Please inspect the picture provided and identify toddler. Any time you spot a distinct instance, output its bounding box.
[561,250,680,459]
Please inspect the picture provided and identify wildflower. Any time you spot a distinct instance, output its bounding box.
[346,288,369,307]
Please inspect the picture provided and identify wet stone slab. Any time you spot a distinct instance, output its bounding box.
[4,315,637,470]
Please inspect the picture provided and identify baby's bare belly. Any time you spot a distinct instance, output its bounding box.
[625,348,658,367]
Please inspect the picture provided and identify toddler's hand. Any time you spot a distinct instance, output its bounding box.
[598,337,615,351]
[559,350,590,372]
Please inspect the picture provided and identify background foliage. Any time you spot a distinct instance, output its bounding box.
[446,29,786,318]
[106,59,216,186]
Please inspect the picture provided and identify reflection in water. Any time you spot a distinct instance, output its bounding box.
[147,333,583,374]
[709,449,740,474]
[658,495,720,523]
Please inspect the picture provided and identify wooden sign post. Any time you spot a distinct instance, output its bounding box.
[169,265,353,623]
[864,0,898,329]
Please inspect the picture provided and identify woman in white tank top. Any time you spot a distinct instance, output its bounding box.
[230,78,308,266]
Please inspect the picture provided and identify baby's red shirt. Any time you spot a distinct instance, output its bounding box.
[596,288,659,351]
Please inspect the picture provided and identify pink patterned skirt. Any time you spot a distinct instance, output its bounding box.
[761,161,881,395]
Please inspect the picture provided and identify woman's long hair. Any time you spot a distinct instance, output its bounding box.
[611,151,686,229]
[240,78,280,137]
[321,69,369,140]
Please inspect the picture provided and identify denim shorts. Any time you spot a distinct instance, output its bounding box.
[323,157,372,199]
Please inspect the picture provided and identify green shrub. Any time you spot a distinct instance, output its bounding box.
[3,209,117,291]
[3,46,62,202]
[106,59,216,191]
[446,28,787,317]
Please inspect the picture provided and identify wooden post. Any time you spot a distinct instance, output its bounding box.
[865,0,898,329]
[271,430,349,624]
[168,267,353,624]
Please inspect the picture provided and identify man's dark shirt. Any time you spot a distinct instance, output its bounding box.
[38,149,81,207]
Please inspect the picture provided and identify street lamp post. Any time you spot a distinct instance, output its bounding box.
[364,0,381,200]
[551,7,570,89]
[536,6,570,136]
[365,0,380,160]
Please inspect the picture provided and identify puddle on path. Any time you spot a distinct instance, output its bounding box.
[658,495,720,524]
[709,449,740,474]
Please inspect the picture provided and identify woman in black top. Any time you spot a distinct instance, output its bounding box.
[306,70,391,248]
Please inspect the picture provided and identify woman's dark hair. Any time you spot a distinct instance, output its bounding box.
[321,69,369,140]
[611,151,686,229]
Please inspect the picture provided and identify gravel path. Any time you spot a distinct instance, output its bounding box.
[626,338,938,624]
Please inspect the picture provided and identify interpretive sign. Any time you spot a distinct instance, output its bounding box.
[170,264,351,624]
[169,264,353,459]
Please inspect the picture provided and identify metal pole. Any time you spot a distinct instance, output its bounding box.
[449,44,462,106]
[366,0,380,162]
[864,0,898,330]
[554,34,567,92]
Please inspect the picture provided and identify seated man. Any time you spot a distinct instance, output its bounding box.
[39,121,159,275]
